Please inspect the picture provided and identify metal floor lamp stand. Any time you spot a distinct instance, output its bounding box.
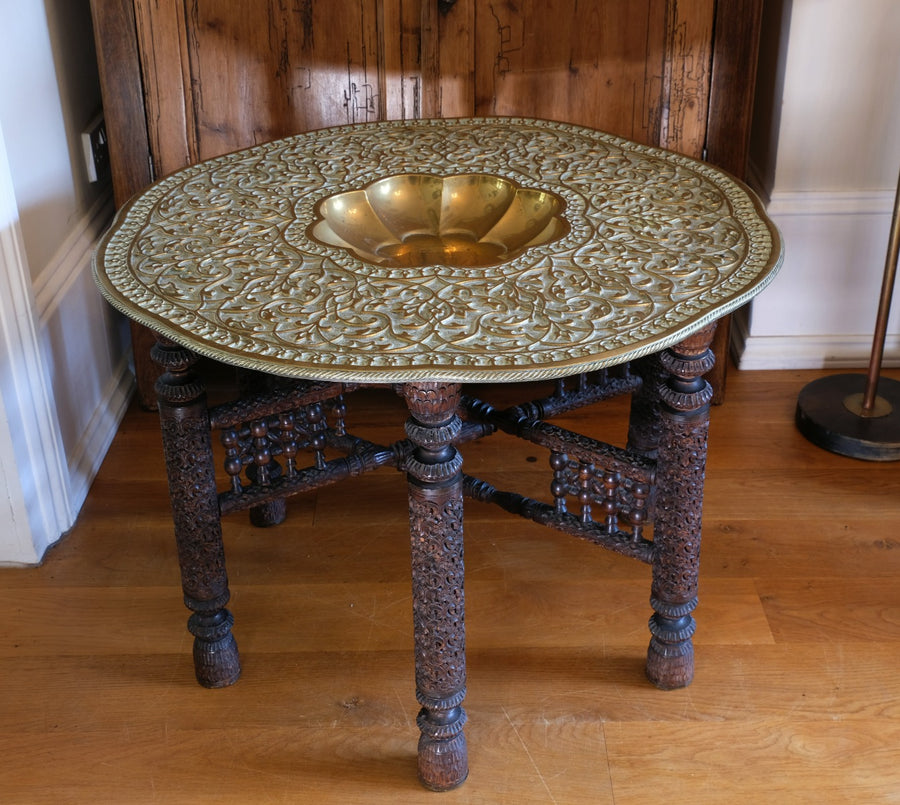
[796,168,900,460]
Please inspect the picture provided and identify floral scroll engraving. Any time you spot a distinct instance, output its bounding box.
[96,118,781,382]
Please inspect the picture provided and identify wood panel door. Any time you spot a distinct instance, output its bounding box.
[471,0,714,159]
[91,0,763,406]
[133,0,719,174]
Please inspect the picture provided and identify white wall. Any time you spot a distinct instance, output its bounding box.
[739,0,900,369]
[0,1,132,564]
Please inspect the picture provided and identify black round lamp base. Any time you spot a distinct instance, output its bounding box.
[796,374,900,461]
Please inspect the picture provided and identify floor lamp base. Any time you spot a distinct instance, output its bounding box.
[796,374,900,461]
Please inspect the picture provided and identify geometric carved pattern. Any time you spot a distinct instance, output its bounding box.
[219,400,330,494]
[645,331,716,691]
[404,380,469,791]
[409,494,467,704]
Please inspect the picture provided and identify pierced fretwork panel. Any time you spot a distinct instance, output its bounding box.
[549,452,651,540]
[459,383,657,556]
[219,397,348,495]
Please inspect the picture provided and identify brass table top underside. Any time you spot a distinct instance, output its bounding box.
[95,117,783,383]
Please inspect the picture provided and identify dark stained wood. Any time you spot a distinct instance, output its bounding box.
[151,336,240,688]
[646,323,717,689]
[702,0,765,403]
[705,0,765,177]
[90,0,162,409]
[401,382,468,790]
[89,0,152,207]
[127,322,162,410]
[133,315,731,789]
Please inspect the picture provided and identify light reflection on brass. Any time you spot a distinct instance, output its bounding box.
[309,173,568,268]
[843,392,893,418]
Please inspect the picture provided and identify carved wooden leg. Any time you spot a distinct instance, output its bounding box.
[646,323,716,690]
[152,337,240,688]
[400,382,468,791]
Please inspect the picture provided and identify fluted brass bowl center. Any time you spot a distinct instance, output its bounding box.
[309,173,568,268]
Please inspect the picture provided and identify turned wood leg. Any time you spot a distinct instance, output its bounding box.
[400,382,468,791]
[152,336,240,688]
[646,323,716,690]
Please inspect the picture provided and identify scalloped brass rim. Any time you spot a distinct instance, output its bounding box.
[307,172,569,268]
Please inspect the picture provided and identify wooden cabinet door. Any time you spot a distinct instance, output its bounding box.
[467,0,715,159]
[133,0,384,176]
[92,0,764,198]
[132,0,717,178]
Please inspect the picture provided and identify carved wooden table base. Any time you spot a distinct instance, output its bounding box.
[94,119,780,791]
[150,324,716,790]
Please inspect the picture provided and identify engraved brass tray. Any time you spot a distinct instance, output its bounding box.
[94,118,783,383]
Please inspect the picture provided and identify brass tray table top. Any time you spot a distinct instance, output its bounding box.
[94,117,781,383]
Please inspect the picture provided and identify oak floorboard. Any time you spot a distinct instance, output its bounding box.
[605,720,900,804]
[2,368,900,801]
[0,577,770,660]
[0,722,617,805]
[2,642,898,733]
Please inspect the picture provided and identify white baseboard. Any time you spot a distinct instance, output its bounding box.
[737,172,900,370]
[734,315,900,370]
[66,356,134,517]
[33,189,133,554]
[747,161,896,217]
[765,188,896,218]
[0,156,130,564]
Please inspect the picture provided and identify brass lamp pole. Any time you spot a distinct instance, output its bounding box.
[795,167,900,460]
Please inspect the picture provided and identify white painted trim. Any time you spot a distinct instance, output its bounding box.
[765,188,896,218]
[32,189,114,319]
[0,392,35,565]
[66,354,133,515]
[0,120,72,564]
[735,319,900,371]
[30,186,129,520]
[745,159,772,207]
[747,158,896,219]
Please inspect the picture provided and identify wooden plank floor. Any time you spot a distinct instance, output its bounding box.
[2,367,900,803]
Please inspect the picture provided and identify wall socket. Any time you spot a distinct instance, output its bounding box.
[81,112,109,184]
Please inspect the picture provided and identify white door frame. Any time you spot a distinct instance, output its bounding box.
[0,118,72,565]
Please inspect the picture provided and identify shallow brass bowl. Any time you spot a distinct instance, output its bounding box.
[309,173,568,268]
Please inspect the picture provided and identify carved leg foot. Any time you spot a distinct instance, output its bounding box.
[645,324,716,690]
[188,604,240,688]
[153,337,240,688]
[401,382,468,791]
[249,499,287,527]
